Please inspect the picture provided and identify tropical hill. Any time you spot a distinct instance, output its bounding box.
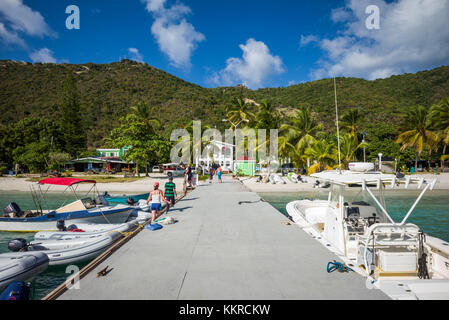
[1,59,448,149]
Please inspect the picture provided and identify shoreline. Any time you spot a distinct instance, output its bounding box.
[2,172,449,194]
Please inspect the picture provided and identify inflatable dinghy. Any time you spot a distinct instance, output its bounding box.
[34,221,139,241]
[0,252,49,290]
[8,232,123,266]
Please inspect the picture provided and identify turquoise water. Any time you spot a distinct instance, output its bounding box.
[1,190,448,299]
[259,190,449,242]
[0,192,93,299]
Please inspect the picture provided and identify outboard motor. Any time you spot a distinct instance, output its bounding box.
[57,219,66,231]
[103,191,111,197]
[3,202,23,217]
[127,197,136,206]
[8,238,28,252]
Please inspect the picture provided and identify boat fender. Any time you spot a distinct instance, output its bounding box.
[0,281,30,300]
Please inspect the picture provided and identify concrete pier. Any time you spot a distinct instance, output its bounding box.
[59,179,388,300]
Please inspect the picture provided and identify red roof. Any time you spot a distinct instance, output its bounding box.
[38,178,97,186]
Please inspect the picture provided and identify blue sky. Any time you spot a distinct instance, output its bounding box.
[1,0,449,89]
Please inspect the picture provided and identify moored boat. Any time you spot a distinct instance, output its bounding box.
[0,178,134,232]
[0,252,49,290]
[286,170,449,299]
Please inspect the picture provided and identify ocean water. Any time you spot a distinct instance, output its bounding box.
[0,192,93,299]
[259,190,449,242]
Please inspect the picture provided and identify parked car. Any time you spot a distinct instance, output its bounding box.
[162,163,185,177]
[151,166,161,173]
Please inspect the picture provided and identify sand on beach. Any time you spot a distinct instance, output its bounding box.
[1,173,449,194]
[0,174,187,195]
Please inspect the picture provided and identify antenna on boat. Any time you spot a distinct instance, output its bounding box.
[334,77,342,174]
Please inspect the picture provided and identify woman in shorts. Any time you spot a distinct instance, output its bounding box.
[146,182,170,223]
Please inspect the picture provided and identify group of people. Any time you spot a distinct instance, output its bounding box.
[145,164,224,224]
[146,176,177,224]
[207,164,222,184]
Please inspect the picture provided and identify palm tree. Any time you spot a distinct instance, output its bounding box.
[429,98,449,169]
[225,98,255,129]
[339,133,368,168]
[130,102,161,134]
[279,108,323,156]
[305,139,337,172]
[340,108,361,144]
[254,100,281,130]
[396,106,438,171]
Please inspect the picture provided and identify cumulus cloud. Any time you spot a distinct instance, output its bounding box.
[211,38,285,89]
[127,48,144,62]
[303,0,449,80]
[0,0,55,46]
[29,48,57,63]
[141,0,205,68]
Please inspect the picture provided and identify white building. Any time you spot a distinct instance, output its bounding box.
[195,140,235,173]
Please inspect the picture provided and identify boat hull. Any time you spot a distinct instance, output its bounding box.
[0,252,49,290]
[0,206,134,232]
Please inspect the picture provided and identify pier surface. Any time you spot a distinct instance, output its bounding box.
[59,179,388,300]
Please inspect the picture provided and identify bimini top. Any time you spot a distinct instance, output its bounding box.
[38,178,97,186]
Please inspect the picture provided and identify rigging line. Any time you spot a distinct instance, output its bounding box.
[334,77,342,174]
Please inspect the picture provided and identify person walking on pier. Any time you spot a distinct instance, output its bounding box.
[146,182,170,224]
[164,176,177,213]
[208,164,215,184]
[216,165,223,183]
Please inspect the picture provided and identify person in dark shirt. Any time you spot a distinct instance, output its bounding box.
[164,177,177,211]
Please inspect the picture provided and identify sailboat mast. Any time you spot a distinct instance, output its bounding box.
[334,77,342,174]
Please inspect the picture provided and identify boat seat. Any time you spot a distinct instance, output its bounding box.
[55,200,87,213]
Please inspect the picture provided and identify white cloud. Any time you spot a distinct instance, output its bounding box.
[127,48,144,62]
[306,0,449,80]
[211,38,285,89]
[0,0,55,46]
[29,48,57,63]
[299,35,319,47]
[141,0,204,68]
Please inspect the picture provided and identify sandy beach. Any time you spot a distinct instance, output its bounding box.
[1,173,449,194]
[0,174,187,194]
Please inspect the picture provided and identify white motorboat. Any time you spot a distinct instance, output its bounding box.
[9,231,124,266]
[286,170,449,299]
[0,252,49,290]
[0,178,134,232]
[34,221,139,241]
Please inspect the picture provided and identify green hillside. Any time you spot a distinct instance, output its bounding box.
[1,59,449,147]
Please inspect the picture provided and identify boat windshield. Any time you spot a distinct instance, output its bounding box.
[330,184,387,221]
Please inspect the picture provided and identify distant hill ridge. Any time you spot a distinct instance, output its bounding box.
[1,59,448,147]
